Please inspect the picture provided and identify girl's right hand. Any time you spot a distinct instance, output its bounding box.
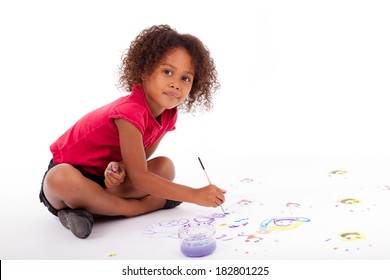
[104,161,126,189]
[194,184,226,207]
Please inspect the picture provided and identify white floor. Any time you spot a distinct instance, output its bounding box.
[1,153,389,260]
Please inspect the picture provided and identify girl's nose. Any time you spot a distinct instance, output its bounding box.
[170,83,179,90]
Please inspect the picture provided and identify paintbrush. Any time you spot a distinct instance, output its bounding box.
[198,157,227,214]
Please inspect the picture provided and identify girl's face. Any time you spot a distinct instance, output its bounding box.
[142,47,194,117]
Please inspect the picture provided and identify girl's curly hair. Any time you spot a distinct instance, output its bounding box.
[118,24,220,113]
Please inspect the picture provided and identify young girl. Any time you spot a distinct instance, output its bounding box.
[39,24,226,239]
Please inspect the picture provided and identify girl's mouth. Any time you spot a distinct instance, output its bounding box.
[164,92,179,99]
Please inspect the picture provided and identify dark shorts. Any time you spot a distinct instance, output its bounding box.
[39,159,106,216]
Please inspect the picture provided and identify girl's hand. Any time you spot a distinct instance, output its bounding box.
[104,161,126,189]
[193,184,226,207]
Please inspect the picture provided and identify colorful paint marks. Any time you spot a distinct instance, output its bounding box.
[142,214,227,239]
[334,197,376,213]
[139,172,388,258]
[240,178,255,183]
[339,231,366,242]
[323,231,372,253]
[336,198,363,205]
[237,199,253,206]
[259,217,311,232]
[328,170,348,175]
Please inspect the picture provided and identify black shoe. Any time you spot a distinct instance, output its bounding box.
[57,208,94,239]
[163,200,182,209]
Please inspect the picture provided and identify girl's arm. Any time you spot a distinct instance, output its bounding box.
[115,118,225,207]
[104,131,164,189]
[145,133,164,159]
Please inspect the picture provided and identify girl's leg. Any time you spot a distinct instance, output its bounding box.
[105,156,176,199]
[43,163,167,217]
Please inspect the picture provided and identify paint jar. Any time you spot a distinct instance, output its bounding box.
[178,222,216,257]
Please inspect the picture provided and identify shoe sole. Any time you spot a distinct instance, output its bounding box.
[58,209,94,239]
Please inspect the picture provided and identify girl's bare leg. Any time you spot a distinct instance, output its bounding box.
[43,156,175,217]
[105,156,175,199]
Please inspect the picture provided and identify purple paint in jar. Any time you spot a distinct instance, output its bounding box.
[178,222,216,257]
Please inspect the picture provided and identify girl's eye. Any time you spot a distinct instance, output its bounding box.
[163,69,172,76]
[182,76,191,82]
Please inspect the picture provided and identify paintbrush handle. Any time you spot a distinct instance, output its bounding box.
[203,170,212,185]
[198,157,227,214]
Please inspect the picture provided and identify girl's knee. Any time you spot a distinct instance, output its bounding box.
[157,156,176,181]
[43,164,76,209]
[148,156,175,181]
[44,164,78,193]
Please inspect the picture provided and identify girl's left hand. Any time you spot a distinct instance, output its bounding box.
[104,161,126,189]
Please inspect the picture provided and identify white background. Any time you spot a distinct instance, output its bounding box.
[1,0,390,277]
[1,0,389,167]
